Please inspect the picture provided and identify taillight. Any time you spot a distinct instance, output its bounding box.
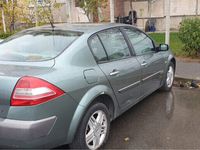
[11,76,65,106]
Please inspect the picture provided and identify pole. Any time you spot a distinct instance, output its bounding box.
[130,0,133,10]
[66,0,72,23]
[165,0,170,45]
[70,0,74,23]
[130,0,134,25]
[148,0,151,18]
[110,0,114,23]
[196,0,199,16]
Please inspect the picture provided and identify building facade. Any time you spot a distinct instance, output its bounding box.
[103,0,200,31]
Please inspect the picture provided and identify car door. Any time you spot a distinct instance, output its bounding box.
[122,27,166,96]
[89,28,141,110]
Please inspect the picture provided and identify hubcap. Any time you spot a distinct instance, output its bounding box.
[166,66,174,88]
[85,110,108,150]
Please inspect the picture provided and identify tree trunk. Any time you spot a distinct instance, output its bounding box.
[35,1,39,26]
[10,0,15,32]
[1,8,6,33]
[93,2,99,22]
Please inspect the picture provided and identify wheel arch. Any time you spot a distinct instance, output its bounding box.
[170,57,176,70]
[167,54,176,69]
[66,85,119,144]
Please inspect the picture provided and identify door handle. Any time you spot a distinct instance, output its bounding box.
[109,70,120,76]
[141,61,147,66]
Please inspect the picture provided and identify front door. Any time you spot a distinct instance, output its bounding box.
[122,27,166,96]
[89,28,141,110]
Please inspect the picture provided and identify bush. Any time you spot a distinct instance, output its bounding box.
[0,32,13,39]
[179,18,200,57]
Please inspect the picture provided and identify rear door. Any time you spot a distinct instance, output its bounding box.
[122,27,166,96]
[89,28,141,110]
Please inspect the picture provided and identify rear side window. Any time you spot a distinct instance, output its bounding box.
[89,35,107,63]
[0,30,82,62]
[98,28,131,61]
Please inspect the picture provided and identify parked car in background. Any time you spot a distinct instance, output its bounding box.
[0,23,175,149]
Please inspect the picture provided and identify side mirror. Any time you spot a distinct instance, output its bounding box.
[159,44,169,51]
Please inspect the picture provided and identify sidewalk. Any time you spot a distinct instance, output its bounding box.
[175,58,200,81]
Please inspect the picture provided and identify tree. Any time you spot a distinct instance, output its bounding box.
[77,0,108,22]
[26,0,61,27]
[179,18,200,56]
[0,1,6,33]
[0,0,18,33]
[0,0,62,33]
[17,0,35,26]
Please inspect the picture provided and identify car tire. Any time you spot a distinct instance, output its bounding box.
[69,103,110,150]
[160,62,175,91]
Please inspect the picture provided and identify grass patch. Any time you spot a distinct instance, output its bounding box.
[0,32,13,39]
[149,32,187,57]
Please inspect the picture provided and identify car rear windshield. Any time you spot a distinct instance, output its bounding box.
[0,29,82,62]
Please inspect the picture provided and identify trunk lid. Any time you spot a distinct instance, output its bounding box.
[0,60,54,118]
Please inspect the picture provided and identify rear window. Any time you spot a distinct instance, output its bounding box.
[0,30,82,62]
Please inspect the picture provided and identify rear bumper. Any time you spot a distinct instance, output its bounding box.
[0,116,56,147]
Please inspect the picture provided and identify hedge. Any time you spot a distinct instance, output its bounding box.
[179,18,200,56]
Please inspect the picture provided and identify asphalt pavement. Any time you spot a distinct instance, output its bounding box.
[58,87,200,149]
[103,87,200,149]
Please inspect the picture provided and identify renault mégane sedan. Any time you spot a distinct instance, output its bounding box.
[0,23,175,149]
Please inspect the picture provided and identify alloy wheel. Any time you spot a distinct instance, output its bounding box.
[85,110,108,150]
[166,66,174,88]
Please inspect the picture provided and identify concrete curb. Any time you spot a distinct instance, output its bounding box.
[175,75,200,82]
[174,75,200,88]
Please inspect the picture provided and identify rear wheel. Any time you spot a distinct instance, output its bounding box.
[70,103,110,149]
[160,62,175,91]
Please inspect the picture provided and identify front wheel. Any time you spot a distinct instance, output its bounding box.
[160,62,175,91]
[70,103,110,150]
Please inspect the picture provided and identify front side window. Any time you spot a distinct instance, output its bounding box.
[98,28,131,61]
[123,28,154,56]
[89,35,107,63]
[0,30,82,62]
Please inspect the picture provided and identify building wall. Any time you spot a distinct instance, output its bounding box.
[115,0,124,17]
[151,0,164,17]
[102,0,124,22]
[170,0,198,16]
[124,0,200,31]
[124,1,149,18]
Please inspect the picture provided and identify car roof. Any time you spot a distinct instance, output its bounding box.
[29,23,135,34]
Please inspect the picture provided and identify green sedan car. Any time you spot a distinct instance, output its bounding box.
[0,23,175,149]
